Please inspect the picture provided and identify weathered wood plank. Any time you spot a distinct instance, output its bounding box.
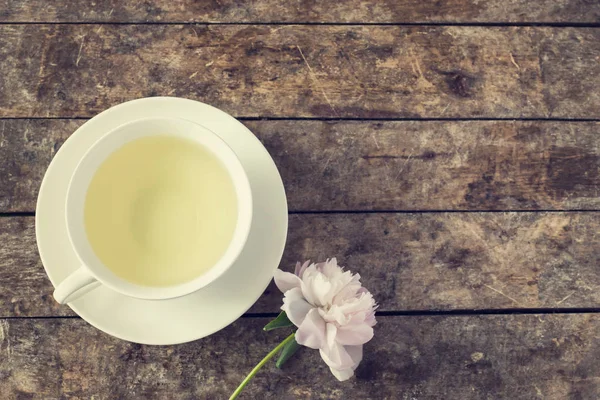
[1,0,599,23]
[1,315,599,399]
[0,218,70,317]
[2,120,600,212]
[0,120,75,212]
[1,25,599,118]
[2,212,599,317]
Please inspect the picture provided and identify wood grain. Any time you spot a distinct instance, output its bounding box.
[1,315,599,399]
[1,25,599,118]
[3,212,600,317]
[2,120,600,213]
[2,0,599,23]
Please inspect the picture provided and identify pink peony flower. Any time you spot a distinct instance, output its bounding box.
[274,258,377,381]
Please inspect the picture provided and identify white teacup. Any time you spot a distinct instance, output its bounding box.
[53,117,253,304]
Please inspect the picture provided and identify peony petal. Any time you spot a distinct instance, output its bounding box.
[299,269,323,306]
[331,274,363,305]
[310,272,333,307]
[325,322,337,349]
[364,310,377,327]
[326,344,363,381]
[335,324,374,346]
[323,291,377,325]
[281,287,312,327]
[294,261,311,278]
[329,366,354,381]
[320,258,337,276]
[314,261,327,273]
[274,269,302,293]
[320,259,347,283]
[346,345,363,366]
[319,341,355,371]
[295,308,326,349]
[302,260,359,308]
[329,304,352,325]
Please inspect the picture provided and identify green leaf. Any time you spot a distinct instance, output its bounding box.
[263,311,294,331]
[276,336,301,369]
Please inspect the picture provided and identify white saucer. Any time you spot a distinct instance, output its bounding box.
[35,97,288,345]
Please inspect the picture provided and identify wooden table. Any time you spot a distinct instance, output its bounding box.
[1,1,600,399]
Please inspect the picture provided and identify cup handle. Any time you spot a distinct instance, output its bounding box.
[53,267,100,304]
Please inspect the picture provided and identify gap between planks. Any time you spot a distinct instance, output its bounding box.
[1,21,600,28]
[2,117,600,122]
[6,308,600,320]
[5,210,600,218]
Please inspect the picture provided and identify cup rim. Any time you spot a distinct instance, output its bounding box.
[65,116,253,300]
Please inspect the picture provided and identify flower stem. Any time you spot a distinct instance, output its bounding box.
[229,332,296,400]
